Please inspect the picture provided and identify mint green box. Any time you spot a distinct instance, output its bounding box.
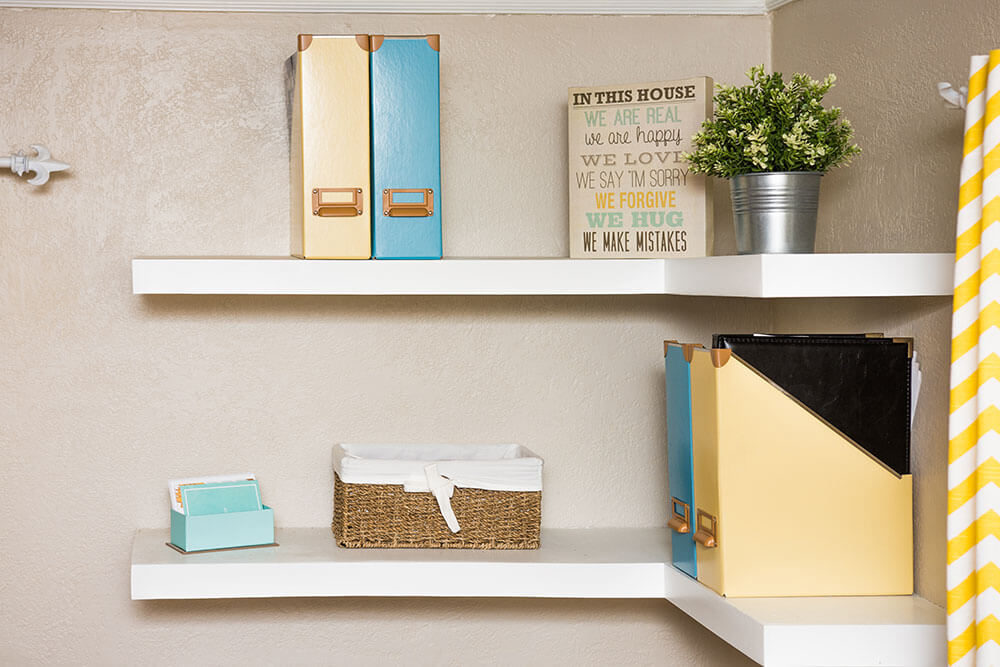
[169,481,274,552]
[169,506,274,552]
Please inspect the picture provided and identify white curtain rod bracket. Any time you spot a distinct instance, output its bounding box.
[1,145,70,185]
[938,82,968,110]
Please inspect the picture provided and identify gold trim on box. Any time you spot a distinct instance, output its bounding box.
[682,343,704,363]
[165,541,279,555]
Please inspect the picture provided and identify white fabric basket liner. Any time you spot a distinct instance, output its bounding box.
[333,443,543,492]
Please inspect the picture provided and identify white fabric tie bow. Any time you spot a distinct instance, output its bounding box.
[403,464,460,533]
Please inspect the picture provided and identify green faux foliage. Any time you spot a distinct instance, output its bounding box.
[684,65,861,178]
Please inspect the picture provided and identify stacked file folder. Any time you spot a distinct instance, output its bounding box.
[664,335,914,597]
[290,34,443,259]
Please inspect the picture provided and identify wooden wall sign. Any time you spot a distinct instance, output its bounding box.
[568,78,713,258]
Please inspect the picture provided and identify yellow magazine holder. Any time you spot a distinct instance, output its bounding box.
[290,34,372,259]
[688,347,913,597]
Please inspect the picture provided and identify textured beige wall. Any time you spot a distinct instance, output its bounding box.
[0,8,770,665]
[771,0,1000,606]
[772,0,997,255]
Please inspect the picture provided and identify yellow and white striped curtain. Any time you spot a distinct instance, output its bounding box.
[950,50,1000,666]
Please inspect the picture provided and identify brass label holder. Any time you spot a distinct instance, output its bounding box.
[693,509,718,548]
[382,188,434,217]
[667,497,691,534]
[313,187,363,217]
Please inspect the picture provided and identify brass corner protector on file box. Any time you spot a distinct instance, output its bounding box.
[710,348,731,368]
[892,337,915,358]
[665,340,705,361]
[682,343,704,363]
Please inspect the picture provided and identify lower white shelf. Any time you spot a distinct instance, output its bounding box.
[666,558,945,666]
[131,527,665,599]
[131,527,944,666]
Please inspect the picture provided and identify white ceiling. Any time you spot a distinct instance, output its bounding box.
[0,0,801,14]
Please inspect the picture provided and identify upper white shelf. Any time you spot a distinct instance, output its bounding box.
[132,257,665,296]
[131,527,945,666]
[131,253,953,298]
[665,252,953,298]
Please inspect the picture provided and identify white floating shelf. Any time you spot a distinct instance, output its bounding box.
[666,559,945,666]
[131,527,668,600]
[131,257,665,295]
[664,252,954,298]
[131,254,953,298]
[131,527,945,667]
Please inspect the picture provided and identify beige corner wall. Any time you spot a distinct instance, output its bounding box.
[771,0,1000,606]
[0,8,770,665]
[4,2,977,661]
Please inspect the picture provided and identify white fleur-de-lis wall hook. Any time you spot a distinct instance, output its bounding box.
[1,145,70,185]
[938,82,968,110]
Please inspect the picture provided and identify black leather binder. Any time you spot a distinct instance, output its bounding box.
[712,334,912,476]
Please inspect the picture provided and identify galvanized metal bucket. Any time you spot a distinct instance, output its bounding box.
[730,172,822,254]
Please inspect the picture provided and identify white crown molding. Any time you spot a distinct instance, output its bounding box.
[0,0,801,15]
[763,0,799,10]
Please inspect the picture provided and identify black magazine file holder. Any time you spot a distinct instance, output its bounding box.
[712,334,912,476]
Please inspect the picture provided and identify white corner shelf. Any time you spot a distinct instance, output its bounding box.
[131,253,953,298]
[664,252,953,298]
[131,527,945,667]
[666,560,945,666]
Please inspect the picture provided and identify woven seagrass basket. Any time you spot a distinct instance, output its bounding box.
[332,472,541,549]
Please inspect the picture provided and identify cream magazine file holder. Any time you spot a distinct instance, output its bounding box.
[333,444,544,533]
[687,347,913,597]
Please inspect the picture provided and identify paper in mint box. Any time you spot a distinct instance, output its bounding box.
[168,479,275,553]
[568,78,713,258]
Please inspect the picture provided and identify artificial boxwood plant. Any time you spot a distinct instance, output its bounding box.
[684,65,861,178]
